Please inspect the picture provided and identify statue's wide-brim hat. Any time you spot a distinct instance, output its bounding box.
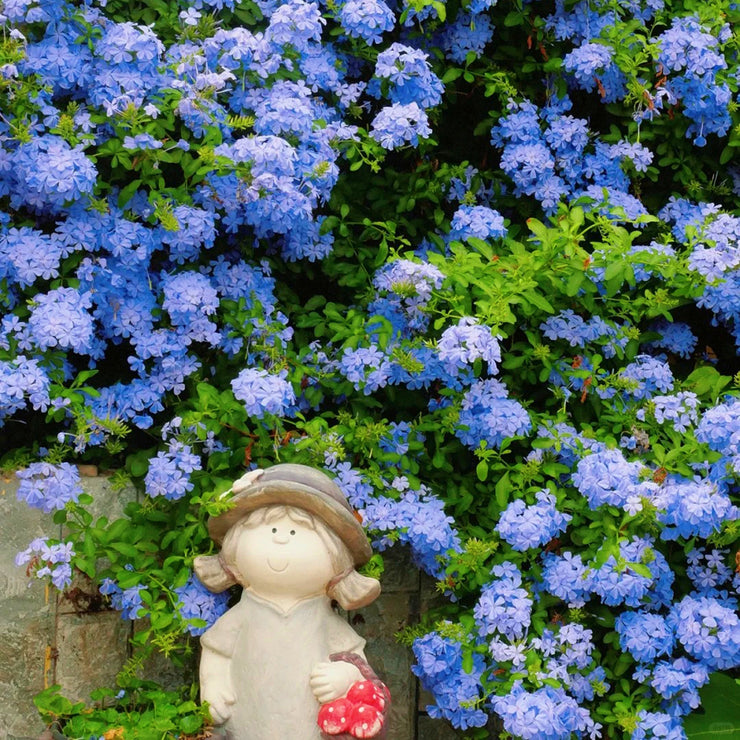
[208,463,373,566]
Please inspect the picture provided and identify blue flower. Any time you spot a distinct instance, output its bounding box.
[144,442,202,501]
[646,320,698,359]
[657,475,737,541]
[474,562,532,640]
[589,537,674,608]
[0,356,50,424]
[455,379,531,449]
[615,611,674,663]
[563,42,627,102]
[668,595,740,670]
[16,462,82,513]
[450,205,507,241]
[495,490,571,551]
[370,102,431,149]
[686,547,733,596]
[572,448,642,509]
[28,287,95,355]
[438,12,494,63]
[631,710,686,740]
[491,681,598,740]
[339,0,394,44]
[100,578,147,620]
[437,317,501,374]
[0,226,64,288]
[620,355,674,399]
[175,573,229,636]
[373,43,443,110]
[362,480,461,578]
[11,135,97,213]
[541,551,593,607]
[231,368,296,418]
[412,631,488,730]
[650,392,699,433]
[16,537,75,590]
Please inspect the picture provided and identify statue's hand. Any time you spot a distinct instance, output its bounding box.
[310,660,363,704]
[203,686,236,725]
[231,468,265,495]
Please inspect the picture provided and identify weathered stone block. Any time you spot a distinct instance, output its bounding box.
[0,473,57,739]
[0,618,54,739]
[54,610,131,703]
[416,714,463,740]
[78,473,137,523]
[377,545,421,593]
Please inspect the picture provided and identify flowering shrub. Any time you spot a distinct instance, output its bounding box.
[4,0,740,737]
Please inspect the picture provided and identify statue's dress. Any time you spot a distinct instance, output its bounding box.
[201,589,365,740]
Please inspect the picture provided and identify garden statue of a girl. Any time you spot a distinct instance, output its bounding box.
[194,463,390,740]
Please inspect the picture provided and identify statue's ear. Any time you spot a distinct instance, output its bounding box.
[194,554,238,593]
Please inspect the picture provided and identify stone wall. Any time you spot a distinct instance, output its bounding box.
[0,472,466,740]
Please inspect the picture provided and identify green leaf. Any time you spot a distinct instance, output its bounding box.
[476,460,488,482]
[626,562,652,579]
[603,261,623,280]
[179,714,203,733]
[523,290,554,314]
[110,542,139,558]
[442,67,463,84]
[686,366,727,398]
[564,271,584,296]
[494,471,510,508]
[685,674,740,738]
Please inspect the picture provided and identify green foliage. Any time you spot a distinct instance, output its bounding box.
[34,682,210,739]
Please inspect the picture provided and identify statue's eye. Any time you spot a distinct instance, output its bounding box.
[272,527,277,534]
[290,529,296,536]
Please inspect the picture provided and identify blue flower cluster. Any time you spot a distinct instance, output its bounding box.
[668,595,740,670]
[371,44,443,110]
[589,537,674,609]
[541,551,593,608]
[437,317,501,375]
[491,98,648,214]
[572,448,643,510]
[231,368,296,418]
[100,577,147,621]
[474,562,532,640]
[490,681,599,740]
[369,258,444,335]
[631,709,686,740]
[411,630,488,729]
[455,379,531,450]
[657,474,736,541]
[656,17,732,145]
[0,356,50,425]
[174,573,229,636]
[449,205,507,242]
[16,462,82,513]
[15,537,74,590]
[686,547,733,597]
[144,441,203,501]
[615,611,674,663]
[361,476,462,578]
[647,391,699,432]
[495,490,571,551]
[563,43,626,103]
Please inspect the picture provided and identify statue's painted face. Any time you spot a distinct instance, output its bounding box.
[234,510,335,601]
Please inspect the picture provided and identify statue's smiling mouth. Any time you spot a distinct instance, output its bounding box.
[267,556,289,573]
